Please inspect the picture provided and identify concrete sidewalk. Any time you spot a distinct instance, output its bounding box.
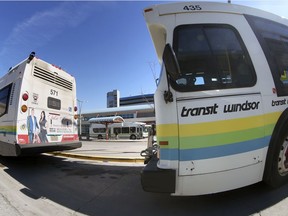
[50,139,147,163]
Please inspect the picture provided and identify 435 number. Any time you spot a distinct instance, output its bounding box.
[183,5,202,11]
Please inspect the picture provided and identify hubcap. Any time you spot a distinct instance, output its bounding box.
[278,137,288,176]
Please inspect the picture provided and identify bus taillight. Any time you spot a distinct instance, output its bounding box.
[74,106,78,112]
[22,93,29,101]
[21,105,28,113]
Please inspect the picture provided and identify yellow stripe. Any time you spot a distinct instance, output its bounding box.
[265,111,281,125]
[157,112,280,137]
[0,125,16,132]
[156,124,178,137]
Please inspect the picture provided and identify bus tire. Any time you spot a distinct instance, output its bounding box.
[264,109,288,188]
[130,134,136,140]
[98,135,103,139]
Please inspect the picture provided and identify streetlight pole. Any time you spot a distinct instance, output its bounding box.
[77,99,87,139]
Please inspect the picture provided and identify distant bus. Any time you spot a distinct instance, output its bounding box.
[142,124,152,138]
[0,52,81,156]
[89,122,145,140]
[141,2,288,196]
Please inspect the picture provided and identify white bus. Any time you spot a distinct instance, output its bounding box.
[0,52,81,156]
[89,122,145,140]
[141,2,288,196]
[142,124,152,138]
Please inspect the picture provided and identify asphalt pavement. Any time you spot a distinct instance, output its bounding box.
[45,138,288,216]
[50,138,147,163]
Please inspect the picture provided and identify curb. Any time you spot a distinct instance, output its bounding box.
[49,152,145,163]
[80,138,148,143]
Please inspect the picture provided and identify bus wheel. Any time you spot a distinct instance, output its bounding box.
[130,134,136,140]
[265,125,288,187]
[278,137,288,177]
[98,135,103,139]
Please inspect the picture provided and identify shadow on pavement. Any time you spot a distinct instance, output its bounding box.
[0,154,287,216]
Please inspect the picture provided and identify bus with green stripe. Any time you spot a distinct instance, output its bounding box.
[0,52,81,156]
[141,1,288,195]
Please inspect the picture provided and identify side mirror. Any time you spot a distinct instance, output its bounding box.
[162,44,181,81]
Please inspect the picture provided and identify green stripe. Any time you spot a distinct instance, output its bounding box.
[157,124,275,149]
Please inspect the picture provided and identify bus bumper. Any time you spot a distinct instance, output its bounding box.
[16,141,82,156]
[141,155,176,193]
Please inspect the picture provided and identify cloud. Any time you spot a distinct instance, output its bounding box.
[0,2,96,58]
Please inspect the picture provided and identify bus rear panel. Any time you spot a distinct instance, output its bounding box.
[0,53,81,156]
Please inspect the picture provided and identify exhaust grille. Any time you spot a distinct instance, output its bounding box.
[33,66,73,91]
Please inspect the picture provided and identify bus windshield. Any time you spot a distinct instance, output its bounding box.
[172,24,256,92]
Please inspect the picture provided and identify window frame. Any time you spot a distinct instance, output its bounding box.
[245,14,288,96]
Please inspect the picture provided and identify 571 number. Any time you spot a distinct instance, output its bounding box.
[50,89,59,96]
[183,5,202,11]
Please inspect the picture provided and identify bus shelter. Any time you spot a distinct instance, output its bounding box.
[88,116,124,140]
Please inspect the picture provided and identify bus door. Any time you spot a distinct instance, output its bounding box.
[172,14,265,176]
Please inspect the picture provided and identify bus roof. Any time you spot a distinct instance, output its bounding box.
[5,54,75,83]
[144,1,288,61]
[144,1,287,20]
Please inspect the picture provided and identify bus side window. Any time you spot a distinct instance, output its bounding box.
[246,15,288,96]
[0,84,12,117]
[122,127,129,134]
[114,127,121,134]
[130,127,136,133]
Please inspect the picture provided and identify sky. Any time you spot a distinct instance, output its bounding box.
[0,0,287,113]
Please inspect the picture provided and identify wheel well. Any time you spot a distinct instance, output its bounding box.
[130,134,136,140]
[263,108,288,183]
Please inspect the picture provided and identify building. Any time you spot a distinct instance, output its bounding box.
[120,94,154,106]
[107,90,120,108]
[107,90,154,108]
[79,90,155,136]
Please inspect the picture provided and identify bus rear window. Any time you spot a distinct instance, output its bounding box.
[47,97,61,110]
[172,24,256,92]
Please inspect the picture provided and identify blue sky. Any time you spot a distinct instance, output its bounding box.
[0,1,287,112]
